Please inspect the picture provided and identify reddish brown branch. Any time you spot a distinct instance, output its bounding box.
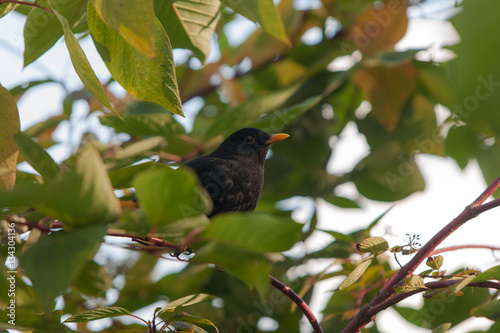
[342,177,500,333]
[471,178,500,207]
[269,275,324,333]
[431,244,500,256]
[472,197,500,215]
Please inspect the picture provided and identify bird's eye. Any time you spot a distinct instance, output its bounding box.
[244,135,255,144]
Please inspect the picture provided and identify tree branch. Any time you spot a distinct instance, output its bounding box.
[431,244,500,256]
[269,275,323,333]
[106,231,191,255]
[342,177,500,333]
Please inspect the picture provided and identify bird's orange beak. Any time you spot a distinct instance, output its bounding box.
[266,133,290,145]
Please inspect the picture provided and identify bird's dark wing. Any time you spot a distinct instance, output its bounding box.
[185,157,263,217]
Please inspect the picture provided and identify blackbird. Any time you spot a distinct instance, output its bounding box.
[185,128,289,217]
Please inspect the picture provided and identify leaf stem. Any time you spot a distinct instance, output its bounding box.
[269,275,324,333]
[431,244,500,256]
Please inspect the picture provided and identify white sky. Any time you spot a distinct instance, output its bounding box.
[1,1,499,332]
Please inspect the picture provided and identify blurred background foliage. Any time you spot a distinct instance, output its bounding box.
[1,0,500,332]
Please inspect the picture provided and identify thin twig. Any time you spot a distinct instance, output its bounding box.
[106,232,189,254]
[269,275,324,333]
[431,244,500,256]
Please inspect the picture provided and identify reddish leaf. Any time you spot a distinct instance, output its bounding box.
[348,0,409,55]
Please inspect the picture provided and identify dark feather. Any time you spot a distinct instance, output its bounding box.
[184,128,288,217]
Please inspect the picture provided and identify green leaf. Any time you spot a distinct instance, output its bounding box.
[99,102,186,138]
[416,62,455,108]
[395,275,427,293]
[133,165,211,226]
[477,144,500,199]
[9,79,56,100]
[155,0,220,63]
[202,212,303,253]
[23,0,87,67]
[91,0,156,58]
[356,236,389,254]
[14,132,60,180]
[366,206,394,235]
[105,136,165,170]
[104,136,166,171]
[426,256,444,271]
[320,230,354,244]
[426,275,477,301]
[88,1,183,116]
[40,144,122,226]
[159,294,213,314]
[487,322,500,333]
[307,241,352,259]
[338,254,374,290]
[109,161,155,188]
[470,298,500,321]
[35,0,117,116]
[221,0,290,46]
[194,242,272,299]
[0,84,20,191]
[474,265,500,282]
[20,224,108,312]
[323,194,360,209]
[445,125,479,169]
[353,143,425,201]
[162,315,219,333]
[72,260,112,296]
[23,114,65,139]
[204,80,303,138]
[395,287,491,329]
[113,253,159,312]
[0,2,18,18]
[431,323,452,333]
[376,49,422,65]
[64,306,132,323]
[255,95,323,132]
[0,308,71,332]
[450,0,500,127]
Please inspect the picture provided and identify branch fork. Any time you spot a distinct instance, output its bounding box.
[342,177,500,332]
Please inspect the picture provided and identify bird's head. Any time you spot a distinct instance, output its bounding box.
[212,128,289,164]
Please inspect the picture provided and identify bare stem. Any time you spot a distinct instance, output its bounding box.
[269,275,324,333]
[431,244,500,256]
